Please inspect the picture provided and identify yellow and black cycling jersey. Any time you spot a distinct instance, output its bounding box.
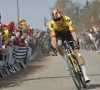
[49,15,75,37]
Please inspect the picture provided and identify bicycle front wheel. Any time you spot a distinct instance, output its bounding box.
[67,55,81,90]
[72,54,87,88]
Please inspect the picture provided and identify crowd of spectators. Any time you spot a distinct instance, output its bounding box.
[0,18,51,77]
[79,25,100,53]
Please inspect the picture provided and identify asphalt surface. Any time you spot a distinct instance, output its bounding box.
[0,50,100,90]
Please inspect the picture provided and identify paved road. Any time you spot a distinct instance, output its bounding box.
[0,50,100,90]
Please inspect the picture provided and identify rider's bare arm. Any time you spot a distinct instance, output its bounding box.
[51,37,56,48]
[71,32,78,44]
[49,22,57,48]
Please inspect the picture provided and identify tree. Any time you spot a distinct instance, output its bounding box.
[50,0,100,32]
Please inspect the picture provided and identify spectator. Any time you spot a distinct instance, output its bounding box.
[96,28,100,53]
[88,31,98,50]
[43,34,50,55]
[15,30,21,41]
[0,23,6,51]
[84,32,91,50]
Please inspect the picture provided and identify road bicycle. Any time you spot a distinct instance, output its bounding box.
[63,40,87,90]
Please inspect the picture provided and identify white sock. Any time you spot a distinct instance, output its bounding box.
[81,65,88,78]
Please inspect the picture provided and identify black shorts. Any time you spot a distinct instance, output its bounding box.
[55,30,79,50]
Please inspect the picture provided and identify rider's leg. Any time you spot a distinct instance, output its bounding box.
[73,49,90,83]
[57,40,69,68]
[51,38,69,69]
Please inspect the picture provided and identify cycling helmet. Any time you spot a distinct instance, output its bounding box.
[51,9,62,19]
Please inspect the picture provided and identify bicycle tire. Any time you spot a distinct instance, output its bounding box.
[67,55,81,90]
[72,54,87,88]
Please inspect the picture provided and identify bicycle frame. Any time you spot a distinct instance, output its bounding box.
[63,40,78,72]
[67,54,78,72]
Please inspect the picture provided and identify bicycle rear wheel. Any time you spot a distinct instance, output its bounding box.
[72,54,87,88]
[67,55,81,90]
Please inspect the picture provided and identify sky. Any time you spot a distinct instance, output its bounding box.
[0,0,91,29]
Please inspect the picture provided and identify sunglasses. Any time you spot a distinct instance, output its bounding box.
[53,17,62,22]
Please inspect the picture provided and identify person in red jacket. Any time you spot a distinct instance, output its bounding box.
[4,21,17,31]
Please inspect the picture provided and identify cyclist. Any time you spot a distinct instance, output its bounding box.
[49,9,90,83]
